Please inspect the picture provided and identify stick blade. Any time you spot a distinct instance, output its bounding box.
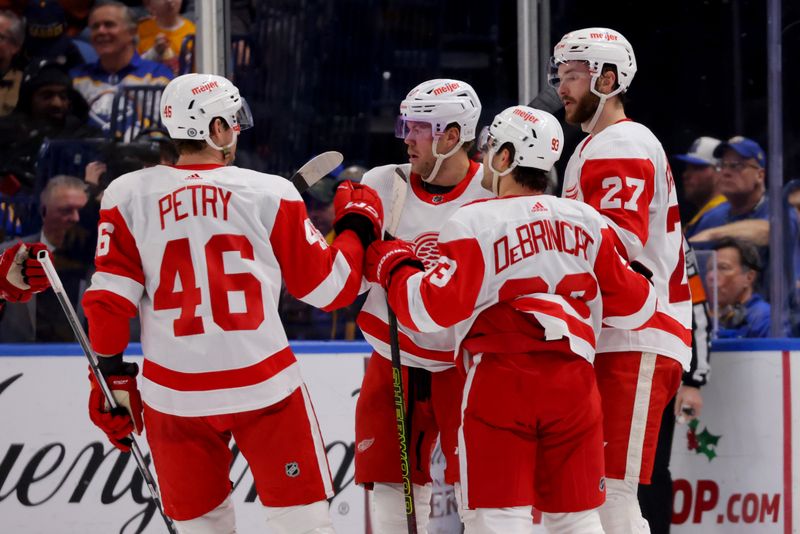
[290,151,344,193]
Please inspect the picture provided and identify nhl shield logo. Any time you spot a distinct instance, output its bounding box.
[285,462,300,478]
[432,195,444,204]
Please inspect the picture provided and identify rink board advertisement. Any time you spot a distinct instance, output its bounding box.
[667,341,799,534]
[1,340,798,533]
[0,343,369,534]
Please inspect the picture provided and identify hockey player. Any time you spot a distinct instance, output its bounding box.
[364,105,657,533]
[551,28,692,533]
[355,78,490,532]
[0,241,50,306]
[81,73,383,534]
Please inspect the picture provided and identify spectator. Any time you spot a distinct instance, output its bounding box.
[706,237,777,338]
[70,0,172,133]
[0,175,92,341]
[783,179,800,336]
[675,136,725,236]
[0,59,97,194]
[134,125,179,164]
[138,0,195,75]
[22,0,85,71]
[785,178,800,221]
[686,136,770,244]
[0,9,24,116]
[687,136,798,301]
[335,164,367,183]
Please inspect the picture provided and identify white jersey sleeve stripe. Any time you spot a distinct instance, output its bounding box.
[85,271,145,308]
[298,251,352,309]
[603,285,657,330]
[403,271,445,333]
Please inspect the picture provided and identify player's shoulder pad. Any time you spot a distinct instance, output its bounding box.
[360,163,411,201]
[446,195,503,230]
[585,121,662,160]
[100,166,160,209]
[556,196,608,227]
[459,196,498,209]
[361,163,409,183]
[223,166,303,201]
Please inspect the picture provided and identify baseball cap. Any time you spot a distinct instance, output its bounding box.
[713,136,766,168]
[675,136,721,166]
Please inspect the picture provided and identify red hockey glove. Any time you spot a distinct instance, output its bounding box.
[88,354,143,452]
[0,242,50,302]
[365,239,424,289]
[333,181,384,247]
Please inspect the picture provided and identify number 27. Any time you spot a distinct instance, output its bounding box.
[600,176,645,211]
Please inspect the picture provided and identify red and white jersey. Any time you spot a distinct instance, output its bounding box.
[562,120,692,368]
[385,195,657,363]
[82,163,364,416]
[358,161,492,371]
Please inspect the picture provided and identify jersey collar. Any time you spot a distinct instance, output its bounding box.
[409,160,480,205]
[170,163,226,170]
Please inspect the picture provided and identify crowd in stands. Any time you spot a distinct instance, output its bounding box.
[0,0,795,342]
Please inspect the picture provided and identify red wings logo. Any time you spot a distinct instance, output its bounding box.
[413,232,440,270]
[564,184,579,200]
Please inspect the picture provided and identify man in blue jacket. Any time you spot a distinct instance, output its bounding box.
[706,237,777,338]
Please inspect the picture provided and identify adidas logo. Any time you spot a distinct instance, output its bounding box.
[531,201,548,213]
[185,173,202,180]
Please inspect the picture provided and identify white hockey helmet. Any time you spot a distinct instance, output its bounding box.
[396,78,481,142]
[478,106,563,195]
[160,73,253,150]
[395,79,481,182]
[549,28,636,133]
[550,27,637,94]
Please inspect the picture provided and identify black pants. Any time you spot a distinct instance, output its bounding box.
[638,396,677,534]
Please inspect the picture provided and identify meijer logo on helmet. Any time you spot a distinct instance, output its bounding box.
[590,32,618,41]
[512,108,539,123]
[191,81,220,95]
[433,82,460,96]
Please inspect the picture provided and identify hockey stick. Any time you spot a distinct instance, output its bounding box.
[36,251,178,534]
[27,152,342,534]
[383,166,418,534]
[290,151,344,194]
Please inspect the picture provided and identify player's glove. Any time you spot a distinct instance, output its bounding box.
[333,181,384,248]
[365,239,424,289]
[0,242,50,302]
[88,354,143,453]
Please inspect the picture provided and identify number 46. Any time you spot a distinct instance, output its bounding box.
[600,176,646,211]
[154,235,265,336]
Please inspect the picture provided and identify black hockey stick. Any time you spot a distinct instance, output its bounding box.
[32,152,344,534]
[384,166,418,534]
[37,250,179,534]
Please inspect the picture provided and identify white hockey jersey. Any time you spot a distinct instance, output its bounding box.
[562,119,692,368]
[82,163,365,416]
[358,160,492,371]
[385,195,657,364]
